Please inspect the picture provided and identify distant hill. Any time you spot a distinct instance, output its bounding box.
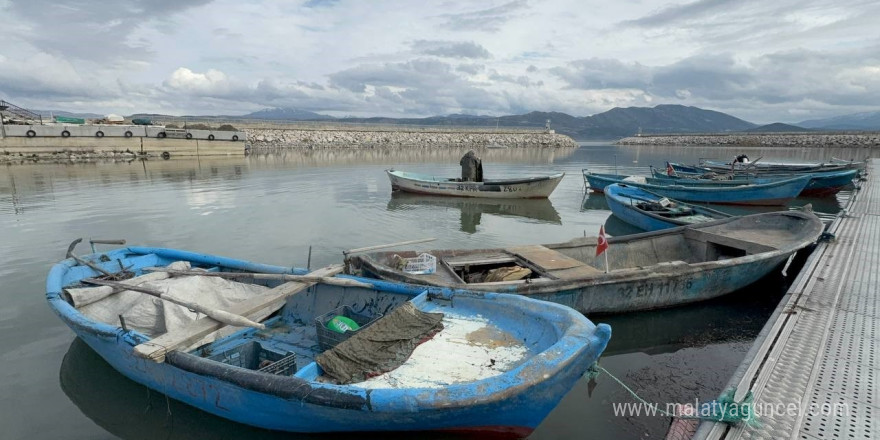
[35,110,103,119]
[798,111,880,130]
[339,105,756,139]
[580,105,756,138]
[746,122,810,133]
[241,107,334,120]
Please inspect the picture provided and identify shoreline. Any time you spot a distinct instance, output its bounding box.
[616,132,880,147]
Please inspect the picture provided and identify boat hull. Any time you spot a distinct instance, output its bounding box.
[584,172,810,206]
[66,327,584,436]
[48,247,609,435]
[604,184,730,231]
[388,170,564,199]
[357,252,793,314]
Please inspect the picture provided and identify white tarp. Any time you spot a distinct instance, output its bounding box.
[77,263,269,337]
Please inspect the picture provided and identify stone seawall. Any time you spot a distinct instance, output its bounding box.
[246,128,577,149]
[617,133,880,147]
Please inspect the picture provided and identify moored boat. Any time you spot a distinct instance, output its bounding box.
[348,210,825,314]
[605,183,731,231]
[697,158,861,174]
[388,170,564,199]
[658,164,859,196]
[583,170,811,205]
[48,244,610,436]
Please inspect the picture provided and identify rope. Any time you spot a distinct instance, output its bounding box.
[586,363,760,427]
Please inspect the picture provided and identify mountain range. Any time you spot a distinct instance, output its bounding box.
[27,105,880,140]
[236,105,880,139]
[797,111,880,131]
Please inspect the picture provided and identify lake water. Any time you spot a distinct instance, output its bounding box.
[0,143,873,439]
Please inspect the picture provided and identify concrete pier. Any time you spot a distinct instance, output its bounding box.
[0,137,244,159]
[694,159,879,439]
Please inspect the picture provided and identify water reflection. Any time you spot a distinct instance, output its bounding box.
[387,192,561,233]
[580,192,609,211]
[59,338,456,440]
[597,269,790,356]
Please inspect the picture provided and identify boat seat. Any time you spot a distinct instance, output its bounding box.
[683,229,777,254]
[506,245,592,271]
[548,265,604,280]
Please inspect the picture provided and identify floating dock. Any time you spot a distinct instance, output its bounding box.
[695,159,878,439]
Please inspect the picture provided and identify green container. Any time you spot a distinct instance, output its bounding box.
[54,116,85,124]
[326,316,360,334]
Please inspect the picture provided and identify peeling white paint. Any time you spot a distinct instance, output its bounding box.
[353,313,528,389]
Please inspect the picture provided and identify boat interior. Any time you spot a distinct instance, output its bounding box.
[361,213,816,286]
[62,251,561,388]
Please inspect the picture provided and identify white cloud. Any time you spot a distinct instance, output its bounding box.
[0,0,877,122]
[165,68,235,95]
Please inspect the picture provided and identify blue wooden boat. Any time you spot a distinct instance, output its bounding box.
[349,210,825,314]
[605,183,731,231]
[657,165,858,197]
[47,245,610,436]
[583,170,810,205]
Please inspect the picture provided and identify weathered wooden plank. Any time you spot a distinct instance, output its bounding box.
[507,245,587,270]
[133,264,343,363]
[683,229,777,254]
[549,265,604,280]
[443,253,516,266]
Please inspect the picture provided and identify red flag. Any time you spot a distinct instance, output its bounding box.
[596,225,609,256]
[666,162,676,176]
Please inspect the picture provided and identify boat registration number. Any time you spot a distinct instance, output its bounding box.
[617,278,694,298]
[453,185,519,192]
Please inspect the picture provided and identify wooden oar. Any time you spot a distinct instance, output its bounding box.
[343,238,436,256]
[742,156,763,171]
[82,278,266,330]
[67,238,117,278]
[142,267,373,288]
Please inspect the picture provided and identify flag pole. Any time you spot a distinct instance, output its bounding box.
[604,247,609,273]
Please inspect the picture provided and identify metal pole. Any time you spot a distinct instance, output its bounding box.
[0,111,6,139]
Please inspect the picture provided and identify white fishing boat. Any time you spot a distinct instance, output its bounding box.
[387,170,564,199]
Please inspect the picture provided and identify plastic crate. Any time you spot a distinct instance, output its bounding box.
[315,305,382,351]
[258,352,297,376]
[403,253,437,275]
[208,341,297,375]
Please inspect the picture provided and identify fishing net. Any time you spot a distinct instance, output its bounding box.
[316,302,444,384]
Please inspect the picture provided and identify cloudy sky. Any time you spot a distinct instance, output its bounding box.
[1,0,878,123]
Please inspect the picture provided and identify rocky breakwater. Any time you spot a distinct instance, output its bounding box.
[246,128,577,150]
[617,133,880,147]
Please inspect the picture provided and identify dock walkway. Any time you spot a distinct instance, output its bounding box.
[695,159,878,440]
